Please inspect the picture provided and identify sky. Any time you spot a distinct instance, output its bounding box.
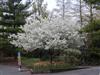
[22,0,57,11]
[44,0,57,11]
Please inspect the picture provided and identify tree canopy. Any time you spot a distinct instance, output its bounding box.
[0,0,31,56]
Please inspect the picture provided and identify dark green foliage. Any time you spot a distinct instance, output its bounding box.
[81,0,100,64]
[84,0,100,4]
[0,0,31,57]
[82,20,100,64]
[84,20,100,51]
[82,20,100,32]
[84,0,100,10]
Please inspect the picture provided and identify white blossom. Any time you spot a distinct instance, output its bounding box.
[9,17,84,52]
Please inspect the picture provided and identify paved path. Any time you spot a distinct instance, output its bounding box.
[0,64,100,75]
[0,64,30,75]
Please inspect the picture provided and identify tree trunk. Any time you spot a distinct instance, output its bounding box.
[90,4,93,23]
[49,49,53,72]
[80,0,83,26]
[62,0,65,19]
[0,51,4,62]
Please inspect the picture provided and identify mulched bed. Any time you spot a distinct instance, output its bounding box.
[0,57,17,66]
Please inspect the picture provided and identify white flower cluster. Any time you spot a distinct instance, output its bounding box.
[10,17,84,51]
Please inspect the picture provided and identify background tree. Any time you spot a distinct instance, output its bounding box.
[32,0,48,19]
[84,0,100,22]
[56,0,73,19]
[0,0,31,58]
[81,0,100,64]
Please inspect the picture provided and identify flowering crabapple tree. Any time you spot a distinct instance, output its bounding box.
[9,17,84,55]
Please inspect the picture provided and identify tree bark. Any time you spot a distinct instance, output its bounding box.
[80,0,83,26]
[90,4,93,23]
[49,49,53,72]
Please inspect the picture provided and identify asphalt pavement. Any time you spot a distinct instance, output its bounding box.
[0,64,100,75]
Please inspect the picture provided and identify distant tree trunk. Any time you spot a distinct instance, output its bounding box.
[90,4,93,23]
[62,0,65,19]
[80,0,83,26]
